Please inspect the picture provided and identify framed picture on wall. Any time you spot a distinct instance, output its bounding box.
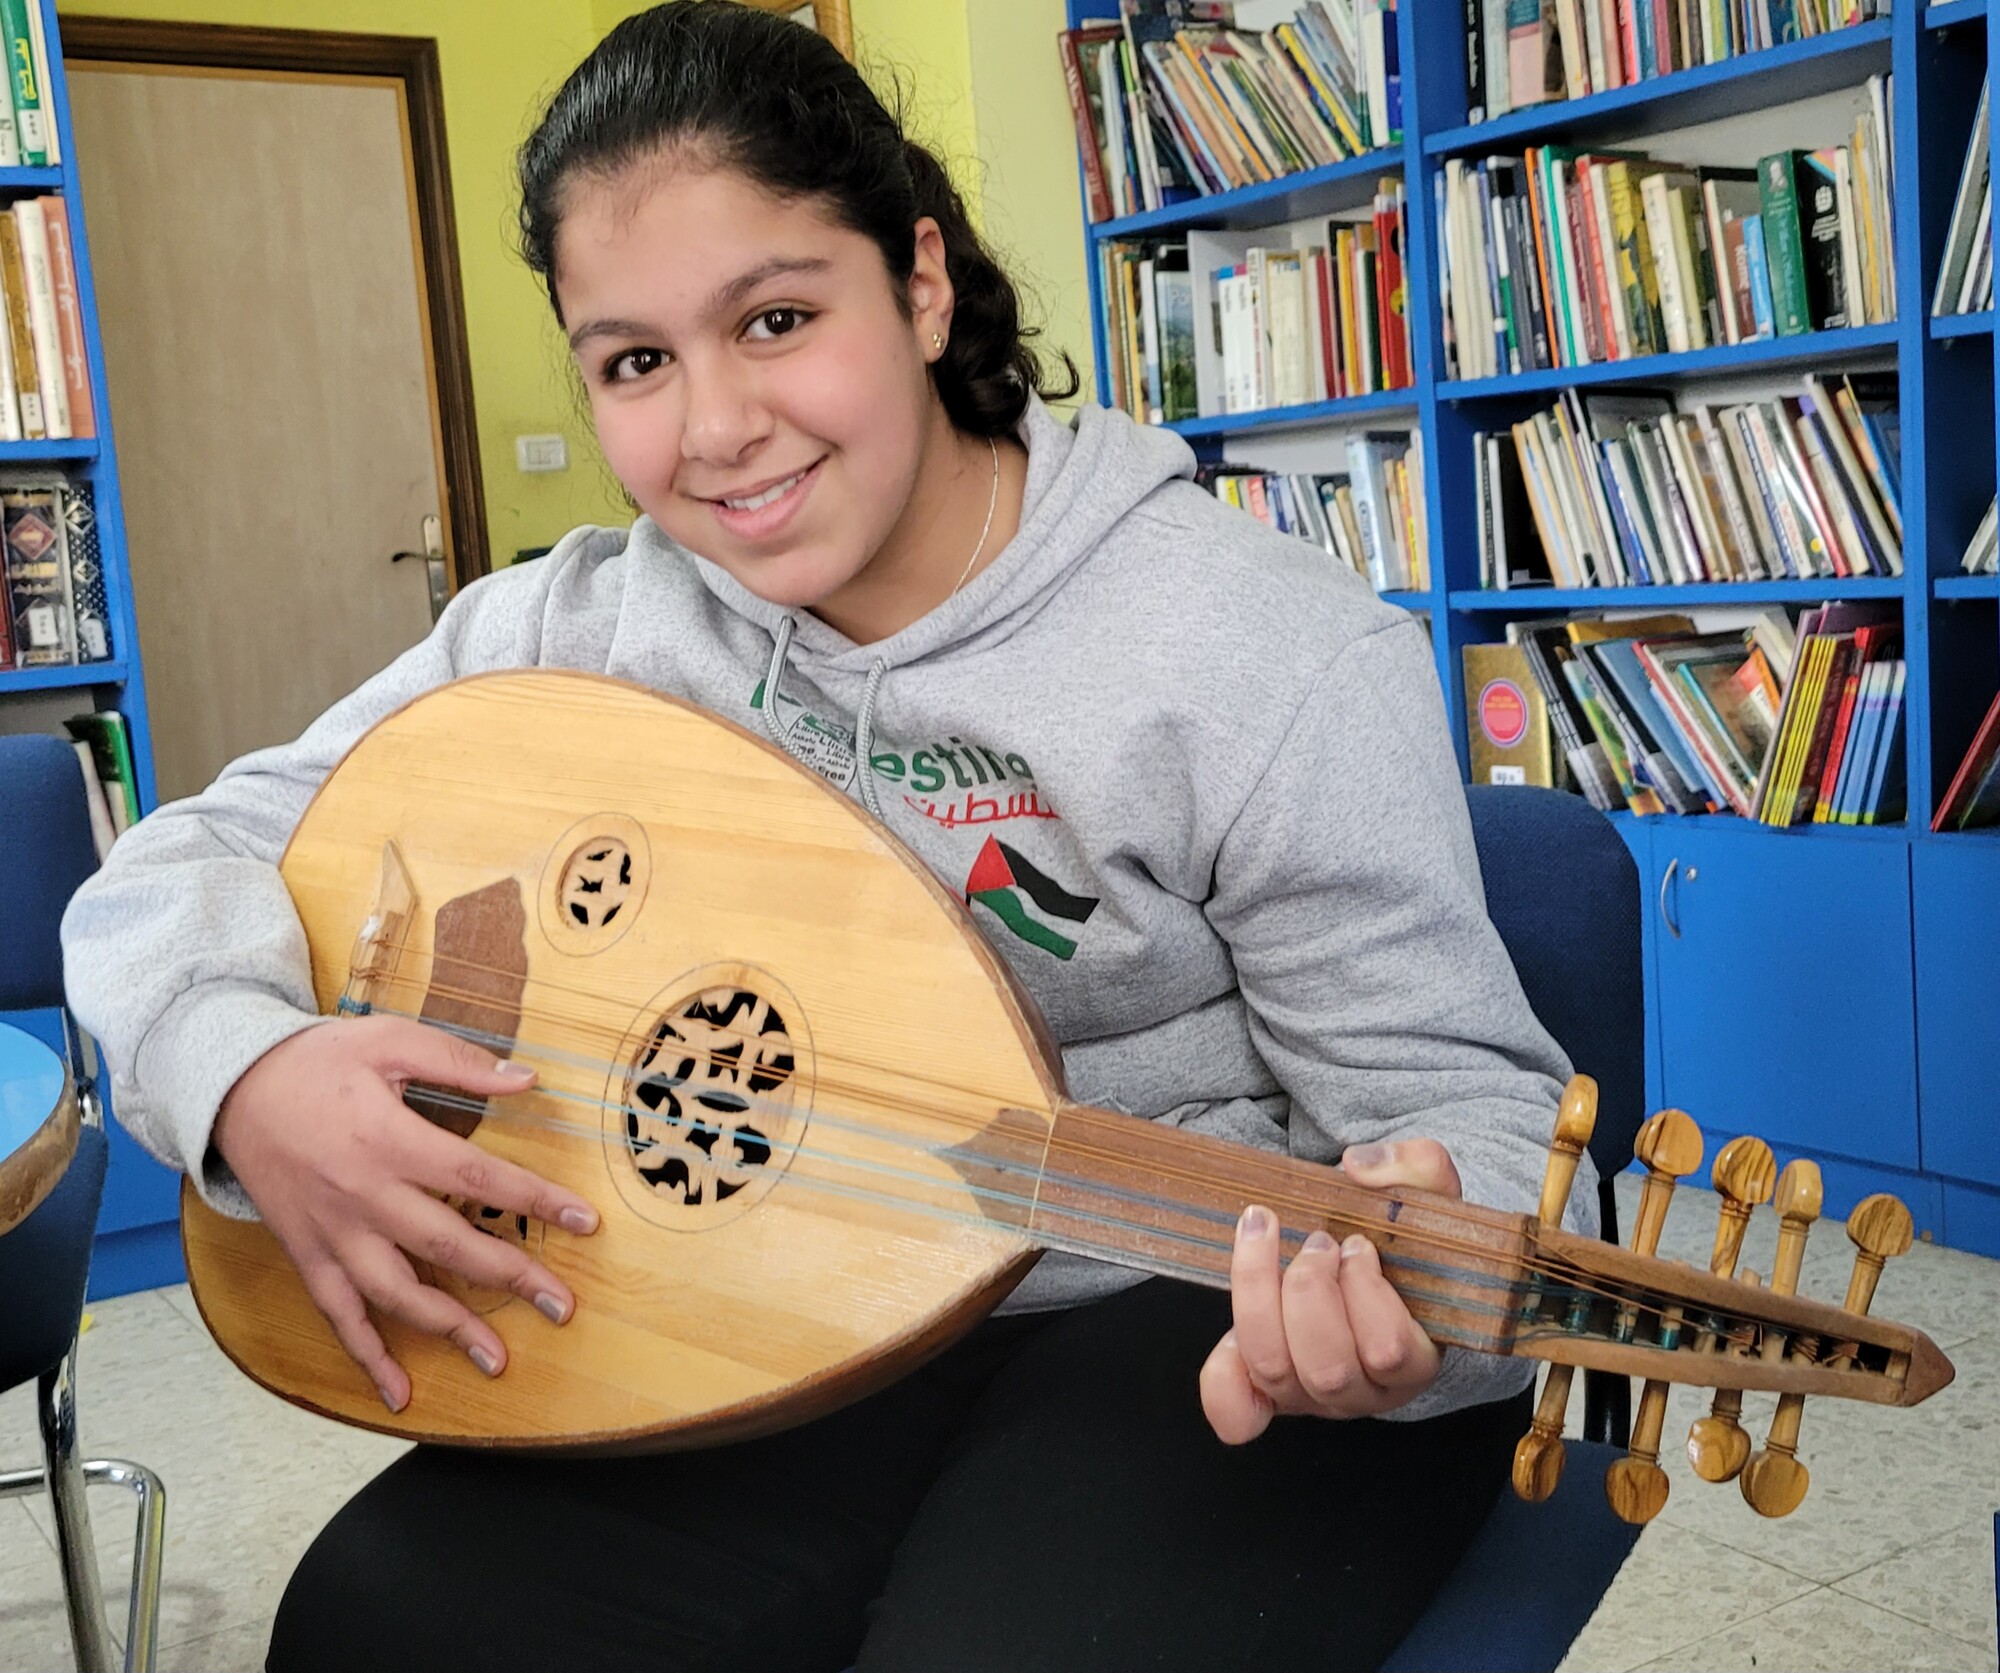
[740,0,853,58]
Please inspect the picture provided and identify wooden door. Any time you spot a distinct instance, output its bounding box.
[67,59,463,803]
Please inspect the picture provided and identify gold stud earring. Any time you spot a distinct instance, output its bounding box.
[932,331,945,351]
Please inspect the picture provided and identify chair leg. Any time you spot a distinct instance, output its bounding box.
[40,1346,117,1673]
[86,1459,166,1673]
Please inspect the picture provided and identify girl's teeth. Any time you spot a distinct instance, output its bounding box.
[723,469,806,511]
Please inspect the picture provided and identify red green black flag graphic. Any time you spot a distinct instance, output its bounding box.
[965,836,1099,960]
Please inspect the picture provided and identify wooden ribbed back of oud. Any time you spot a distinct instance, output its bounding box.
[181,671,1056,1451]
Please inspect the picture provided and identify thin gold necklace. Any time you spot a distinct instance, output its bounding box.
[948,437,1001,600]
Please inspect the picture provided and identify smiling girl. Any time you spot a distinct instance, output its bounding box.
[61,5,1595,1670]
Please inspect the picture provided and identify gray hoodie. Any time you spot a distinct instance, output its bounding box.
[61,396,1594,1420]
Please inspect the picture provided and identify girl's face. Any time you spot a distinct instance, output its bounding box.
[554,159,951,610]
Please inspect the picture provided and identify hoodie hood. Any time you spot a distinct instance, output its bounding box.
[679,395,1196,676]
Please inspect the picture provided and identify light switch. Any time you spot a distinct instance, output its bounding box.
[516,433,570,473]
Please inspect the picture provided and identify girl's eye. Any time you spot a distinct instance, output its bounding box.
[745,307,808,341]
[604,347,667,384]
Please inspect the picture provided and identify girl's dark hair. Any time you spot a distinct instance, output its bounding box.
[518,0,1077,436]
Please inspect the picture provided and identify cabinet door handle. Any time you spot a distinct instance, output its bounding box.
[1659,858,1681,940]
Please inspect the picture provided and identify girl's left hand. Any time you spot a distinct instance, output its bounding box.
[1199,1138,1461,1442]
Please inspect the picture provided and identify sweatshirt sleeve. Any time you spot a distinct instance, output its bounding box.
[1203,615,1599,1422]
[60,558,562,1216]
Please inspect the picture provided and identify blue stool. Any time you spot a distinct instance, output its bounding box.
[1,734,168,1673]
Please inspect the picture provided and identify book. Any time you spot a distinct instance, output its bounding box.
[13,200,68,440]
[1935,79,1990,316]
[58,477,111,662]
[1,480,69,665]
[0,0,50,167]
[69,738,115,860]
[37,198,93,439]
[1860,660,1909,825]
[65,709,138,830]
[1756,150,1813,338]
[1464,642,1555,786]
[1796,149,1851,331]
[1060,28,1124,224]
[0,210,39,439]
[1933,688,2000,831]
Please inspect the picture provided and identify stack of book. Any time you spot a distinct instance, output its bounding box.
[1476,376,1902,590]
[1933,81,1991,318]
[1201,194,1411,414]
[1200,429,1427,590]
[1962,497,1998,576]
[1501,604,1906,825]
[1934,689,2000,832]
[0,194,94,441]
[1099,239,1199,424]
[1060,0,1397,224]
[64,708,138,860]
[1465,0,1886,124]
[1440,101,1895,380]
[1,474,112,669]
[0,0,58,167]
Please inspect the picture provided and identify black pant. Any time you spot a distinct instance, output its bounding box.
[268,1280,1528,1673]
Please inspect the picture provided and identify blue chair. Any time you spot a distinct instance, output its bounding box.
[1378,785,1648,1673]
[0,732,167,1673]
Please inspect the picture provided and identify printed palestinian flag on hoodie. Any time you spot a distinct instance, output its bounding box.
[965,836,1099,960]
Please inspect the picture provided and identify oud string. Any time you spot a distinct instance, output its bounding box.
[349,983,1820,1360]
[363,983,1629,1310]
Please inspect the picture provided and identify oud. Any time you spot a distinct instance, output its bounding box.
[181,672,1952,1524]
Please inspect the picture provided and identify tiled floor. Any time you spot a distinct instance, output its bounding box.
[1,1173,1994,1673]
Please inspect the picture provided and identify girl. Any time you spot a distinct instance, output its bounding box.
[61,6,1595,1669]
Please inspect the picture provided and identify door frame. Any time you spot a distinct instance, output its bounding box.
[60,15,491,584]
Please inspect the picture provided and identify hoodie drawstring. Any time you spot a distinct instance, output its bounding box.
[758,615,796,754]
[760,614,890,824]
[853,659,888,821]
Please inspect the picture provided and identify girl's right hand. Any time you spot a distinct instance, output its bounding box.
[211,1013,600,1413]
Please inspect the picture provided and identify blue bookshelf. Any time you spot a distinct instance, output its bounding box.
[1441,322,1901,399]
[1929,308,1994,337]
[0,0,177,1297]
[1068,2,2000,1259]
[1166,389,1415,440]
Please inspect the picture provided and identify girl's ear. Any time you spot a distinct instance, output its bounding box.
[908,215,955,362]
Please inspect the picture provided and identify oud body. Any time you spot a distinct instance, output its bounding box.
[183,672,1950,1457]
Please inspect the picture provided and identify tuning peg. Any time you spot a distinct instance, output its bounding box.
[1605,1109,1702,1527]
[1739,1160,1824,1518]
[1687,1136,1777,1483]
[1741,1190,1912,1520]
[1512,1076,1598,1503]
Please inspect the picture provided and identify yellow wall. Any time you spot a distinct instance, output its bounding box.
[966,0,1090,405]
[58,0,1087,560]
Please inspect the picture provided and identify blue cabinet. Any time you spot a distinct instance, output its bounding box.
[1914,838,2000,1192]
[1650,825,1919,1172]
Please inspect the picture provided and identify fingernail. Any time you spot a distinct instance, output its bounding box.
[469,1344,501,1377]
[494,1059,534,1081]
[377,1380,406,1414]
[1302,1229,1337,1256]
[1343,1142,1391,1170]
[559,1205,599,1235]
[1342,1234,1372,1262]
[1238,1204,1273,1241]
[534,1291,570,1324]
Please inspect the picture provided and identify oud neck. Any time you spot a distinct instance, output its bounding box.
[954,1101,1537,1358]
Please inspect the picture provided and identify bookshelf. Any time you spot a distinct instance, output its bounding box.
[1069,1,2000,1260]
[0,0,178,1296]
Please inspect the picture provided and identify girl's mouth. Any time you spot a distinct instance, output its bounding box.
[704,456,825,540]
